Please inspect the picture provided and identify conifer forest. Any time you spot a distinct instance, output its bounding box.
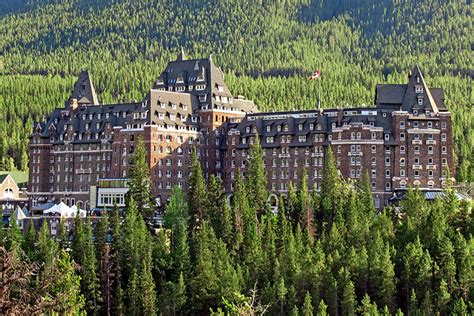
[0,0,472,315]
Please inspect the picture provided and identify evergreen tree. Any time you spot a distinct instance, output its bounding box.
[276,277,288,315]
[128,135,153,218]
[246,132,267,214]
[164,186,189,231]
[23,219,35,258]
[316,300,328,316]
[297,168,315,238]
[189,147,207,231]
[36,220,59,276]
[342,280,357,316]
[302,291,313,316]
[320,146,343,227]
[81,216,101,314]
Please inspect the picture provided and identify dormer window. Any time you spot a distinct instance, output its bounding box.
[133,112,139,119]
[176,75,184,83]
[197,67,205,81]
[85,123,89,130]
[277,125,282,132]
[246,127,250,133]
[384,134,390,141]
[413,121,419,128]
[425,110,430,116]
[122,112,127,118]
[89,114,93,120]
[309,123,314,131]
[415,86,423,93]
[199,95,207,102]
[416,76,420,84]
[382,112,387,117]
[283,125,289,132]
[96,123,100,129]
[413,109,419,116]
[417,98,423,106]
[266,126,271,132]
[298,124,303,131]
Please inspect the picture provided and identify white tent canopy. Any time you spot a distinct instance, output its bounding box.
[44,202,86,218]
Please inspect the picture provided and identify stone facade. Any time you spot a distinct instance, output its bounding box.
[28,55,454,210]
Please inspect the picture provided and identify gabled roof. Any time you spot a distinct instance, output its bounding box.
[69,71,99,106]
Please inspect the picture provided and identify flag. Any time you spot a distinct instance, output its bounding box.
[309,69,321,80]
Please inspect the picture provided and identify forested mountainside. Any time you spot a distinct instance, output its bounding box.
[0,0,471,181]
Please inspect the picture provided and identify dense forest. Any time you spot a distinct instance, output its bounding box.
[1,138,472,314]
[0,0,471,181]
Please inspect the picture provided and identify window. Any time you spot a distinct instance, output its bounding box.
[415,86,423,93]
[413,110,419,116]
[400,169,405,177]
[400,121,405,129]
[385,182,391,191]
[385,170,390,178]
[414,158,420,165]
[385,134,390,141]
[371,145,376,153]
[400,146,405,153]
[415,146,420,154]
[418,98,423,106]
[427,121,432,128]
[428,146,433,154]
[266,137,274,144]
[298,124,303,131]
[441,133,447,141]
[400,158,405,166]
[385,157,390,166]
[442,158,447,165]
[400,133,405,141]
[371,169,376,178]
[441,122,447,129]
[442,146,447,154]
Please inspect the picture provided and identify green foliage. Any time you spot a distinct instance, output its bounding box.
[128,135,153,217]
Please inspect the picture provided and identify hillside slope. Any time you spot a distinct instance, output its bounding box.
[0,0,471,180]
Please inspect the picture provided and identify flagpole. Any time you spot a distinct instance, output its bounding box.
[318,75,321,110]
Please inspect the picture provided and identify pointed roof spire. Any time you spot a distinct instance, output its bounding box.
[177,47,186,61]
[69,71,99,106]
[401,64,439,114]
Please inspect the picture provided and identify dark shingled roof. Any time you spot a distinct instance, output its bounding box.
[68,71,99,106]
[375,84,406,106]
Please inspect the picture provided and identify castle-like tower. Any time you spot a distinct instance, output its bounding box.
[28,55,454,210]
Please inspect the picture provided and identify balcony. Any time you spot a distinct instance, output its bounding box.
[412,165,423,170]
[279,153,290,158]
[426,165,436,170]
[348,152,363,156]
[311,153,324,157]
[76,168,92,174]
[412,140,422,145]
[426,140,436,145]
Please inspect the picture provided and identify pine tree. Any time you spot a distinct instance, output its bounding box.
[320,146,343,227]
[172,221,190,280]
[128,135,153,218]
[298,168,315,238]
[164,186,189,231]
[189,146,207,231]
[206,175,225,231]
[36,220,59,276]
[316,300,328,316]
[246,132,267,215]
[82,215,101,314]
[451,297,467,315]
[110,205,124,315]
[342,281,356,316]
[23,219,35,259]
[276,277,287,315]
[231,169,248,258]
[302,291,313,316]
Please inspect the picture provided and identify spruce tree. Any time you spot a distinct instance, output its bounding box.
[82,215,101,314]
[316,300,328,316]
[320,146,343,227]
[342,281,356,316]
[23,219,35,258]
[302,291,313,316]
[189,146,207,231]
[128,135,153,218]
[36,220,59,276]
[246,132,267,214]
[297,168,315,238]
[164,186,189,231]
